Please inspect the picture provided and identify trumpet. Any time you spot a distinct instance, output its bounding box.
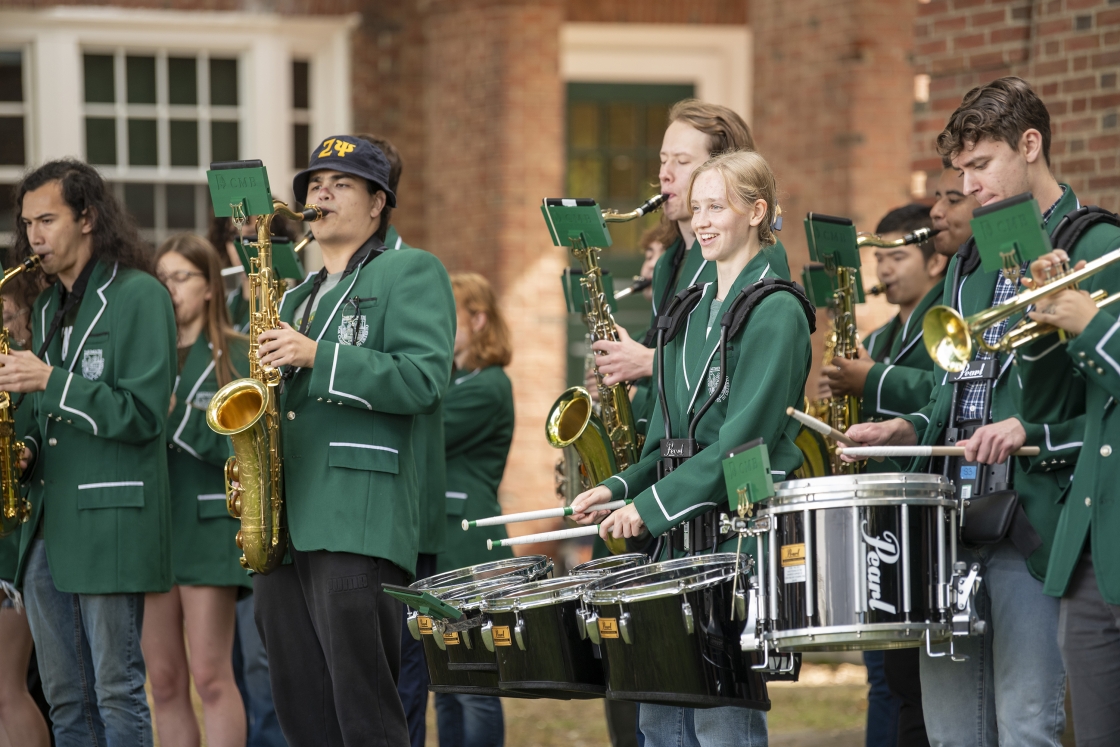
[923,246,1120,372]
[857,227,941,248]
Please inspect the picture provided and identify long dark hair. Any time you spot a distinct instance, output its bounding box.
[155,234,243,387]
[13,159,153,275]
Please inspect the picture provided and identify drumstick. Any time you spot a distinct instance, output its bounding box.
[837,445,1041,458]
[487,525,601,549]
[464,500,628,530]
[786,407,884,462]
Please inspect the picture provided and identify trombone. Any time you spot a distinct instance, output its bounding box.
[923,246,1120,372]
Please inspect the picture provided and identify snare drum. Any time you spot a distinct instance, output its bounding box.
[480,576,607,699]
[758,473,957,652]
[583,554,770,710]
[569,553,648,577]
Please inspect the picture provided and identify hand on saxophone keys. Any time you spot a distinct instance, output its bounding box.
[0,350,52,394]
[257,322,318,369]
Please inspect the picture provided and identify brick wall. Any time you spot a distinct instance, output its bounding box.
[913,0,1120,212]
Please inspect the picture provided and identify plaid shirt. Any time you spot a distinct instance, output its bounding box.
[956,189,1066,422]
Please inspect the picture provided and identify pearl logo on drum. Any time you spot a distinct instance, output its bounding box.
[861,521,901,614]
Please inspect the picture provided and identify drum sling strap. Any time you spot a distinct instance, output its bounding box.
[938,251,1042,558]
[654,279,816,554]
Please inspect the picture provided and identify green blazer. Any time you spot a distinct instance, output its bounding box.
[899,187,1090,581]
[277,237,455,577]
[167,334,251,588]
[631,237,792,435]
[387,226,450,558]
[1011,194,1120,602]
[226,287,250,333]
[603,249,812,548]
[436,366,515,573]
[17,260,176,593]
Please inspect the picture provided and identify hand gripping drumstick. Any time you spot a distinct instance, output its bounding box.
[463,500,628,530]
[785,407,884,462]
[487,525,602,550]
[837,445,1040,458]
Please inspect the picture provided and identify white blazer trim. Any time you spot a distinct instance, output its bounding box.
[172,358,217,460]
[314,271,362,344]
[1043,424,1082,452]
[446,491,468,499]
[197,493,226,501]
[328,441,397,453]
[78,481,143,489]
[277,272,317,318]
[327,344,373,410]
[680,282,713,392]
[66,263,118,374]
[1018,339,1064,362]
[1096,316,1120,378]
[651,484,716,522]
[60,373,98,436]
[874,365,908,418]
[606,474,628,500]
[454,369,481,385]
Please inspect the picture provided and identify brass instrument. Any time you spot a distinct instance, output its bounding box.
[614,276,652,300]
[924,246,1120,372]
[206,200,322,573]
[868,283,887,296]
[547,194,667,552]
[817,265,861,475]
[857,227,940,249]
[0,255,39,536]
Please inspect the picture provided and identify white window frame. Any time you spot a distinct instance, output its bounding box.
[0,6,358,244]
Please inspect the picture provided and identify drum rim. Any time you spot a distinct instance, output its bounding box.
[569,553,649,577]
[411,555,552,593]
[479,576,594,612]
[767,621,952,647]
[760,495,958,513]
[773,472,952,495]
[584,553,749,604]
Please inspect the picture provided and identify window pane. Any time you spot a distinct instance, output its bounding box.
[568,103,598,150]
[128,118,158,166]
[166,184,196,229]
[123,183,155,228]
[608,154,634,200]
[646,104,669,148]
[607,104,637,148]
[292,61,309,110]
[0,51,22,103]
[0,184,15,237]
[211,121,238,162]
[0,118,24,166]
[210,59,238,107]
[168,57,197,106]
[169,120,198,167]
[126,56,156,105]
[83,54,115,103]
[85,117,117,165]
[293,123,310,169]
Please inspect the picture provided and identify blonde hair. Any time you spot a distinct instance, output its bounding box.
[686,150,779,247]
[451,273,512,369]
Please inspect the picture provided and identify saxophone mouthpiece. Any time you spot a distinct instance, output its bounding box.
[902,227,941,245]
[301,204,324,222]
[868,283,887,296]
[637,194,669,216]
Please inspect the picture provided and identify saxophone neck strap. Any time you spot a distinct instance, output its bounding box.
[294,235,387,338]
[37,257,99,361]
[721,278,817,338]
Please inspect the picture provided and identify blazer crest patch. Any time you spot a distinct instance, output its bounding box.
[338,314,369,346]
[706,365,730,403]
[192,391,215,409]
[81,349,105,380]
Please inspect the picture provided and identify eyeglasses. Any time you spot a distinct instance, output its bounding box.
[158,270,205,286]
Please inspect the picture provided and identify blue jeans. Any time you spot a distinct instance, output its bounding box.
[23,539,153,747]
[434,693,504,747]
[920,540,1066,747]
[233,594,286,747]
[638,704,767,747]
[864,650,901,747]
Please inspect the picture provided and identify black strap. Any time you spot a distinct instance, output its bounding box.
[656,284,706,345]
[294,236,386,337]
[642,235,689,347]
[722,278,817,338]
[36,257,99,362]
[1049,206,1120,252]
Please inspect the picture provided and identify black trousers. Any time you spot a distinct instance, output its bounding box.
[399,553,437,747]
[883,648,931,747]
[254,547,409,747]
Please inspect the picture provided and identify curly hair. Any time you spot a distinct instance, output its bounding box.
[451,272,511,370]
[936,77,1051,166]
[686,150,780,247]
[13,159,154,275]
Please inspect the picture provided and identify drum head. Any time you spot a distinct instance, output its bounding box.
[411,555,552,594]
[585,554,748,605]
[481,576,592,612]
[569,553,648,577]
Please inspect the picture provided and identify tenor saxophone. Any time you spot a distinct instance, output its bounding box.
[206,201,321,573]
[0,255,40,536]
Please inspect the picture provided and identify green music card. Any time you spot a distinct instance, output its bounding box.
[970,192,1052,272]
[542,198,613,249]
[801,263,833,307]
[723,438,775,513]
[804,213,861,269]
[235,237,305,281]
[382,584,464,621]
[207,160,274,218]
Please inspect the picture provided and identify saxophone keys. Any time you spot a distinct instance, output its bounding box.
[235,530,244,550]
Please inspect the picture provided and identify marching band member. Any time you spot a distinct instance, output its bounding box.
[573,150,813,747]
[434,272,514,747]
[355,132,454,747]
[142,235,250,747]
[845,77,1105,747]
[594,100,790,437]
[251,136,455,746]
[7,160,176,747]
[0,265,49,747]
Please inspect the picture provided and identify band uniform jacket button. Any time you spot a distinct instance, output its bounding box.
[39,479,44,486]
[1079,351,1087,358]
[287,411,296,421]
[1085,497,1092,507]
[48,438,56,447]
[1101,445,1112,458]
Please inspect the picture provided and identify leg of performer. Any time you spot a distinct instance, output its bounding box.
[434,694,462,747]
[987,541,1065,746]
[884,649,929,747]
[399,553,436,747]
[692,706,766,747]
[236,594,284,747]
[0,603,50,747]
[24,538,106,746]
[181,585,246,747]
[141,586,200,747]
[637,704,700,747]
[919,545,997,747]
[457,694,504,747]
[1058,554,1120,746]
[864,650,901,747]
